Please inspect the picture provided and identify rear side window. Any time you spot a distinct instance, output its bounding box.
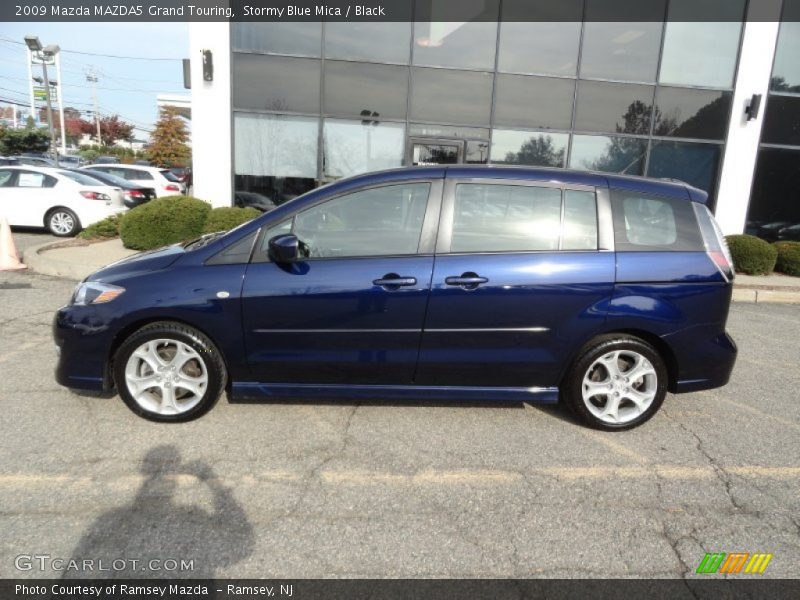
[611,189,702,251]
[15,171,56,188]
[450,184,598,253]
[128,169,153,180]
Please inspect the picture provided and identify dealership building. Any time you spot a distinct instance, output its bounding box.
[189,0,800,236]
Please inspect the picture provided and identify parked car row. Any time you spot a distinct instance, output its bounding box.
[745,220,800,242]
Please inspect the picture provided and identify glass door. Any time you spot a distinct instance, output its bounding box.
[408,138,464,166]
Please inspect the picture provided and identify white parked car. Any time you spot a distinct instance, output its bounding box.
[81,164,186,197]
[0,166,125,236]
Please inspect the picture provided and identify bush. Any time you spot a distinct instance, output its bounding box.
[202,206,261,234]
[773,241,800,277]
[78,214,122,240]
[119,196,211,250]
[725,234,777,275]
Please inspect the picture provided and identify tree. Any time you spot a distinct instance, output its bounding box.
[503,135,565,167]
[0,126,50,155]
[95,115,134,147]
[147,106,191,168]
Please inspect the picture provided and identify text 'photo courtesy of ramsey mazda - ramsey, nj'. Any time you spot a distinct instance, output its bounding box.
[53,165,737,430]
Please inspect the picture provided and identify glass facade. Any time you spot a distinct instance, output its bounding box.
[231,0,744,205]
[746,0,800,239]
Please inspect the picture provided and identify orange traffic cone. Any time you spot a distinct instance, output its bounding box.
[0,217,26,271]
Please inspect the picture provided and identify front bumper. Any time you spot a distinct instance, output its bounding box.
[53,306,115,391]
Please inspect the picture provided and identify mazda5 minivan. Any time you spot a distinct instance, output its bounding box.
[54,166,737,430]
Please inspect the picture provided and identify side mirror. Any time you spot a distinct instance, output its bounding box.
[268,234,300,263]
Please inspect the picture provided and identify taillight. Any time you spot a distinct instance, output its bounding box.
[128,189,144,198]
[80,191,111,201]
[693,203,734,281]
[165,184,180,192]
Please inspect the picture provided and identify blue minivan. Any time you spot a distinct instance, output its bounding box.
[54,166,737,430]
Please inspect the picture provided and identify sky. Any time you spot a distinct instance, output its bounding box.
[0,22,189,140]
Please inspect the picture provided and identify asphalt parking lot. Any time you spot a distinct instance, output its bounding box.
[0,259,798,579]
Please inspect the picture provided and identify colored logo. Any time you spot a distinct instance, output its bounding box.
[696,552,773,574]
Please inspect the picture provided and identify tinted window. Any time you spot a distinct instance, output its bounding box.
[325,22,411,63]
[207,230,259,265]
[160,170,180,182]
[410,68,493,125]
[231,22,321,56]
[323,119,405,179]
[772,2,800,93]
[413,1,499,70]
[646,141,721,200]
[580,0,665,82]
[563,190,598,250]
[494,75,574,130]
[490,130,568,167]
[653,87,732,140]
[659,0,745,88]
[293,183,430,258]
[746,147,800,225]
[611,190,702,251]
[0,170,13,186]
[232,54,321,113]
[761,95,800,146]
[451,184,562,252]
[575,81,654,135]
[498,0,582,75]
[569,135,647,175]
[234,113,318,180]
[324,61,408,119]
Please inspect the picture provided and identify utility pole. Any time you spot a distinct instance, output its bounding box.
[55,52,66,154]
[86,72,102,145]
[24,36,60,166]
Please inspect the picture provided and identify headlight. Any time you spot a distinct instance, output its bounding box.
[71,282,125,305]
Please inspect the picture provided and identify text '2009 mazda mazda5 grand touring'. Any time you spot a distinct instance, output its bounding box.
[53,166,737,430]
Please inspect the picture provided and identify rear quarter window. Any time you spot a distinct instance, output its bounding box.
[611,189,702,251]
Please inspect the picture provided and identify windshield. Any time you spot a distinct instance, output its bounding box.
[160,170,181,182]
[58,170,107,186]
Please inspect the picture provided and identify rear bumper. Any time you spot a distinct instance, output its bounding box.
[671,331,737,394]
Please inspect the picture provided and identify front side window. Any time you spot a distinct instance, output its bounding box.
[287,183,430,259]
[611,190,703,251]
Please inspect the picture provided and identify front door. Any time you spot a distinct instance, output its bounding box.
[409,138,463,166]
[241,179,443,385]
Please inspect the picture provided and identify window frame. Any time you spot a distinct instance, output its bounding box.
[436,177,613,255]
[251,178,444,263]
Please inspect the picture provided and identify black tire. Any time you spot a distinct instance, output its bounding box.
[113,321,227,422]
[46,207,81,237]
[562,334,668,431]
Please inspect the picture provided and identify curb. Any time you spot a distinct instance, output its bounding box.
[732,288,800,304]
[22,240,92,281]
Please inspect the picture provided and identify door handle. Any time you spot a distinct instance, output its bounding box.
[445,272,488,290]
[373,273,417,289]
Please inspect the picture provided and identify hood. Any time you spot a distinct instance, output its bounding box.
[86,244,186,282]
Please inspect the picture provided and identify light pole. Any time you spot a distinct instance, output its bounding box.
[24,35,60,167]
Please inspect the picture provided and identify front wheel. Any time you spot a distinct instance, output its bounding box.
[113,322,227,422]
[562,335,667,431]
[47,208,81,236]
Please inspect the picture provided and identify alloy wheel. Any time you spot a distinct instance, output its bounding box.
[581,350,657,425]
[50,212,74,235]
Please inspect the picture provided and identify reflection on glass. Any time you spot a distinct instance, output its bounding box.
[324,61,408,119]
[575,81,654,135]
[494,75,575,130]
[325,22,412,63]
[408,123,489,140]
[490,130,568,167]
[747,147,800,226]
[410,68,493,125]
[647,141,721,200]
[761,95,800,146]
[413,8,499,71]
[234,176,316,207]
[323,119,405,178]
[659,0,744,88]
[231,22,322,56]
[772,13,800,92]
[580,20,664,82]
[569,134,647,175]
[234,113,318,179]
[232,54,320,113]
[563,190,598,250]
[465,140,490,164]
[498,0,582,75]
[653,88,731,140]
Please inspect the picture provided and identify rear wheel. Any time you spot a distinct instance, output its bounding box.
[46,208,80,236]
[113,322,226,422]
[562,335,667,430]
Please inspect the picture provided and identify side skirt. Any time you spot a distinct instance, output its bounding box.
[230,383,560,404]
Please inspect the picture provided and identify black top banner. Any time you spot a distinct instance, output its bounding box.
[0,0,795,23]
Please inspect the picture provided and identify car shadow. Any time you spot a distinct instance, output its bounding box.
[61,445,254,580]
